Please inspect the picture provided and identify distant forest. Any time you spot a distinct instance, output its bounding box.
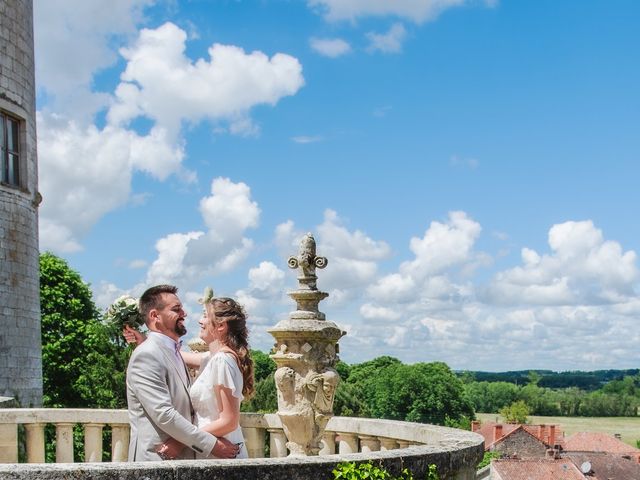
[461,369,640,391]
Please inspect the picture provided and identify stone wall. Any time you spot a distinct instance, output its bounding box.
[490,429,547,459]
[0,445,482,480]
[0,0,42,407]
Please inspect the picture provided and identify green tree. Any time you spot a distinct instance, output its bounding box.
[465,381,519,413]
[347,359,474,425]
[499,400,530,424]
[251,349,277,382]
[527,371,542,386]
[40,252,128,408]
[242,373,277,413]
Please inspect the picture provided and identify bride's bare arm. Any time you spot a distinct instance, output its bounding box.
[199,385,240,437]
[180,351,207,370]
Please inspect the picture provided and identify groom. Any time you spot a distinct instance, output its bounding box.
[126,284,239,461]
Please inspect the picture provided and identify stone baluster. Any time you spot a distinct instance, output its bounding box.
[110,424,130,462]
[397,440,413,449]
[268,428,288,458]
[56,423,75,463]
[243,427,266,458]
[24,423,45,463]
[319,431,336,455]
[84,423,105,462]
[337,432,358,454]
[0,424,18,462]
[359,435,380,452]
[379,437,398,451]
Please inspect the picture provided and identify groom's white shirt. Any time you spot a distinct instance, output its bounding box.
[126,332,217,461]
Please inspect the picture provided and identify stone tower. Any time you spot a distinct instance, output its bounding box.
[0,0,42,406]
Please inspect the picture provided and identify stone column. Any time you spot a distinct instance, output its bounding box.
[319,431,336,455]
[56,423,75,463]
[268,428,288,458]
[111,424,130,462]
[337,432,359,454]
[0,424,18,463]
[397,440,413,449]
[268,233,345,456]
[84,423,104,462]
[243,427,265,458]
[379,437,398,451]
[359,435,380,452]
[24,423,45,463]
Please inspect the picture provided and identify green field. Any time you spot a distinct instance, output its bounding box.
[476,413,640,447]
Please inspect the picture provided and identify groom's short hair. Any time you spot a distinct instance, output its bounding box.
[139,284,178,322]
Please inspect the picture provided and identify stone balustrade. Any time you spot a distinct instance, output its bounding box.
[0,409,483,479]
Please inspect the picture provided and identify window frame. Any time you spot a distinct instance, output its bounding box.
[0,110,21,188]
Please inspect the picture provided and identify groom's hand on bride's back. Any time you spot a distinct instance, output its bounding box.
[211,437,240,458]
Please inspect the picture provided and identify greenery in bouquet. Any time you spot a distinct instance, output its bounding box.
[104,295,145,333]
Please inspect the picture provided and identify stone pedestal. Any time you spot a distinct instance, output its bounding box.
[268,233,345,456]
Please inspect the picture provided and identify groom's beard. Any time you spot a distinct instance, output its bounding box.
[174,319,187,336]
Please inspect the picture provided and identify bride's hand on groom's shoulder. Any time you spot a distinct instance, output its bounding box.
[123,325,146,346]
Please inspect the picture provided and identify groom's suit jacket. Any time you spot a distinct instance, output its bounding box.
[126,333,217,461]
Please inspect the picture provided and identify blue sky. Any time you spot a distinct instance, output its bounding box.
[34,0,640,371]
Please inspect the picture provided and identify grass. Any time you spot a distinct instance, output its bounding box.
[476,413,640,447]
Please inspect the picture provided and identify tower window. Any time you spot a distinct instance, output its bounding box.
[1,111,21,187]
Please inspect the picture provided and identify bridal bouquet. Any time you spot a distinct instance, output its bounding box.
[105,295,145,331]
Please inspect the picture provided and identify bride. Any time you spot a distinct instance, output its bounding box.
[125,292,254,459]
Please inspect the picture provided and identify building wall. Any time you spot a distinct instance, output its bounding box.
[491,429,548,459]
[0,0,42,407]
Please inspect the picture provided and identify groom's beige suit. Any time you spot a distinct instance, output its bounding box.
[126,333,217,461]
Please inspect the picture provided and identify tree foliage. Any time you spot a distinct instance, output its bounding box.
[345,358,474,425]
[465,373,640,417]
[40,252,128,408]
[499,400,530,424]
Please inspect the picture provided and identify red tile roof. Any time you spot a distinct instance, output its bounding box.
[564,432,640,457]
[492,458,584,480]
[565,452,640,480]
[475,422,564,450]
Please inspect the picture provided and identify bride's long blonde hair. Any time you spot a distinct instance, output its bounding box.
[205,298,255,399]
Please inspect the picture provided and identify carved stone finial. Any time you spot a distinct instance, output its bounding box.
[287,233,327,291]
[269,231,343,456]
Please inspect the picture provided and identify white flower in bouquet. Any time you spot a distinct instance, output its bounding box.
[105,295,145,331]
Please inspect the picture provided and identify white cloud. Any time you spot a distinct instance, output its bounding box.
[310,37,352,57]
[485,220,638,306]
[366,23,407,54]
[360,303,402,321]
[248,262,286,299]
[145,231,204,286]
[400,210,482,280]
[109,22,305,136]
[367,273,417,303]
[291,135,323,144]
[309,0,468,24]
[315,210,392,300]
[34,0,154,119]
[128,259,148,269]
[37,19,303,254]
[145,177,260,288]
[37,114,185,253]
[319,209,391,261]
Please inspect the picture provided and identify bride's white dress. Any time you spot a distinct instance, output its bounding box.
[190,351,248,459]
